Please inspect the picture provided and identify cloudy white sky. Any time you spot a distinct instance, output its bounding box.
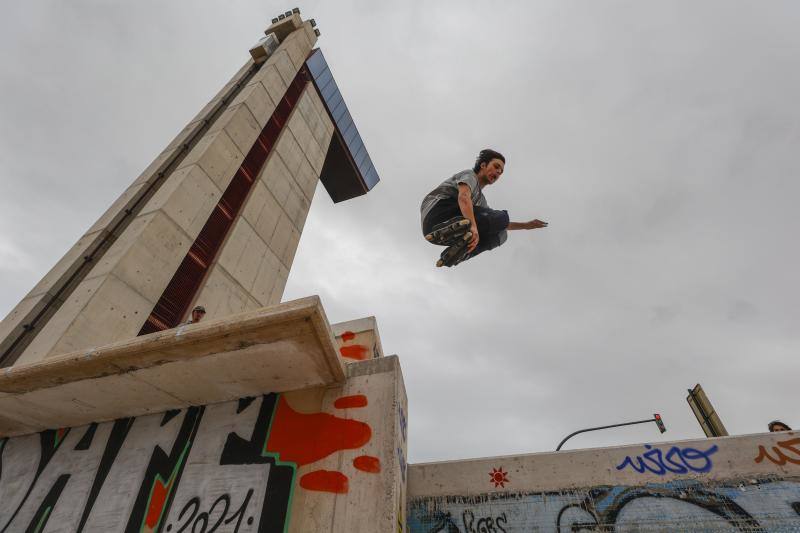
[1,1,799,463]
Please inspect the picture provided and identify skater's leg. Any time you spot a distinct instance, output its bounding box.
[422,198,462,236]
[473,205,510,236]
[468,206,509,258]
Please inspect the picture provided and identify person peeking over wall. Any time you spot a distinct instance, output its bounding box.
[768,420,792,432]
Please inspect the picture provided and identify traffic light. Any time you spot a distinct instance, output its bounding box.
[654,413,667,434]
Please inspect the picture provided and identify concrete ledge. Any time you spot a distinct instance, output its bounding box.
[408,430,800,499]
[0,296,345,437]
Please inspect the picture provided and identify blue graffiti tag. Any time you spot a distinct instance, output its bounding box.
[616,444,719,475]
[397,445,407,482]
[398,406,407,442]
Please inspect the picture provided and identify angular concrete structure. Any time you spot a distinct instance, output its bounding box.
[0,12,378,369]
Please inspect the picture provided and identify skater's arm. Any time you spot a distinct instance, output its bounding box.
[508,219,548,230]
[457,183,479,252]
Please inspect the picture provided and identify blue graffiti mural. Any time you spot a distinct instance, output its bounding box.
[616,444,719,475]
[408,478,800,532]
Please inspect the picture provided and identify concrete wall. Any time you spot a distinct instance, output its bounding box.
[0,356,406,532]
[407,432,800,532]
[332,317,385,361]
[2,18,331,367]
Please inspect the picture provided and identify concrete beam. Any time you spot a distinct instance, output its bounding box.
[0,296,345,437]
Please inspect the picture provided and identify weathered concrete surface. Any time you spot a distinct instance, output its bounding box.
[332,316,384,362]
[0,355,407,532]
[0,297,344,437]
[408,432,800,532]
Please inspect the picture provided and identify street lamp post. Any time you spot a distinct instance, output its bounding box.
[556,414,666,451]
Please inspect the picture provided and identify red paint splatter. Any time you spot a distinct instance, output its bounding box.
[340,344,369,360]
[334,395,368,409]
[145,478,171,528]
[353,455,381,473]
[300,470,349,493]
[341,331,356,341]
[266,396,371,466]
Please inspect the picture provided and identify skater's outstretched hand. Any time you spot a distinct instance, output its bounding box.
[508,219,548,230]
[467,223,479,252]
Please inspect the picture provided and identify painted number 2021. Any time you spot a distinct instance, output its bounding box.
[169,489,255,533]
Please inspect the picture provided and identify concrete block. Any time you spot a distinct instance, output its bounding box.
[138,165,221,239]
[208,103,261,157]
[271,50,299,86]
[251,248,282,305]
[296,85,314,119]
[242,181,282,245]
[228,81,276,128]
[288,103,320,157]
[264,12,303,40]
[303,89,335,149]
[269,262,289,303]
[304,104,333,153]
[302,22,318,51]
[178,130,244,192]
[217,218,268,292]
[285,356,406,533]
[307,85,333,127]
[274,127,304,177]
[294,158,320,202]
[84,211,191,304]
[248,64,288,106]
[288,108,326,176]
[281,224,301,269]
[332,317,385,361]
[269,212,295,267]
[192,267,261,322]
[0,297,346,435]
[261,151,294,205]
[283,179,310,231]
[281,27,314,70]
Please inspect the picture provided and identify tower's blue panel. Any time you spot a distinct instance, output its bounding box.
[306,49,380,202]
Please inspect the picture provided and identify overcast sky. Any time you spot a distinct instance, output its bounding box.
[1,1,799,463]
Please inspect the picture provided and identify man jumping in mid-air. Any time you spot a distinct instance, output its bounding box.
[420,149,548,267]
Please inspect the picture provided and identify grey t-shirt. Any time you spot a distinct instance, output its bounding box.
[420,169,488,223]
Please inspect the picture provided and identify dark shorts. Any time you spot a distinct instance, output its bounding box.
[422,198,509,257]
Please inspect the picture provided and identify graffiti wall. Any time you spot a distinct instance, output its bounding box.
[408,433,800,532]
[408,478,800,532]
[0,356,406,533]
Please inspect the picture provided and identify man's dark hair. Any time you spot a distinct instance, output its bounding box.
[473,149,505,173]
[769,420,792,432]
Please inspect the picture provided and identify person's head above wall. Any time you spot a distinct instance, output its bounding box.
[191,305,206,323]
[768,420,792,432]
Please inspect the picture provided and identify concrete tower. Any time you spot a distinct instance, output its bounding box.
[0,11,378,368]
[0,11,409,533]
